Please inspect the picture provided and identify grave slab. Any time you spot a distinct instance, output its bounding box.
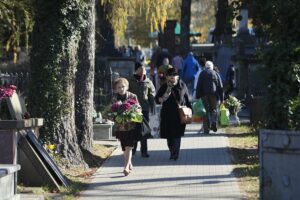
[0,164,20,200]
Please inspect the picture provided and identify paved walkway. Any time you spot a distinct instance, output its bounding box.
[79,123,243,200]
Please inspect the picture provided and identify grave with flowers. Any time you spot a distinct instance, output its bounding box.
[92,109,115,141]
[0,85,67,192]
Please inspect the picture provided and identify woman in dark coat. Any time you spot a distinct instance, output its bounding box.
[155,68,192,160]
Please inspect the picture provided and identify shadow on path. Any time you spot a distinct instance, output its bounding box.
[86,173,238,189]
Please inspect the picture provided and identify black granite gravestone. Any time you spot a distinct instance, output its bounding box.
[18,134,60,188]
[25,130,69,187]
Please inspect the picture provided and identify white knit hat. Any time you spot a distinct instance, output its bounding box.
[205,61,214,70]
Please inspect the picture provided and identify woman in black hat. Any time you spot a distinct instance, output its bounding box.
[155,68,192,160]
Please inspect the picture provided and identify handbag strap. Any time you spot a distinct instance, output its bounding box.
[171,90,182,107]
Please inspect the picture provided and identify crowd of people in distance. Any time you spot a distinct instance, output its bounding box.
[110,44,236,176]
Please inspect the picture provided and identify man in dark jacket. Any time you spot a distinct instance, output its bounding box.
[129,62,156,157]
[195,61,224,134]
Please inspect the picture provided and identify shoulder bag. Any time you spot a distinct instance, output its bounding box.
[172,91,192,124]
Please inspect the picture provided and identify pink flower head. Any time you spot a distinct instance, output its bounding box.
[4,88,14,97]
[121,102,131,112]
[111,101,122,112]
[0,85,16,100]
[127,98,137,105]
[9,85,17,90]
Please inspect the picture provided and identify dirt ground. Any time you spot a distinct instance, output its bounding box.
[61,143,117,180]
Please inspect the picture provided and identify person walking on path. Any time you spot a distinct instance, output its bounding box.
[195,61,224,134]
[192,57,206,100]
[112,78,139,176]
[129,62,156,158]
[156,48,172,69]
[155,68,191,160]
[134,45,146,64]
[158,58,173,86]
[181,52,200,96]
[172,51,184,75]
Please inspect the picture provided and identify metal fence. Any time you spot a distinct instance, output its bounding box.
[0,56,135,112]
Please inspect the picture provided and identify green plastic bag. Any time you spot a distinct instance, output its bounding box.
[219,104,229,126]
[192,99,206,117]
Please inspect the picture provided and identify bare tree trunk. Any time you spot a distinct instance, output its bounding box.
[59,40,84,166]
[76,0,96,151]
[180,0,192,57]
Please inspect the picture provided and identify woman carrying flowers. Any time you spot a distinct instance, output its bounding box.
[110,77,142,176]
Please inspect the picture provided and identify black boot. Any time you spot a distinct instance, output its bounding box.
[173,150,179,161]
[141,152,150,158]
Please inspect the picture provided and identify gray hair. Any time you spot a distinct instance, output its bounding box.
[205,61,214,70]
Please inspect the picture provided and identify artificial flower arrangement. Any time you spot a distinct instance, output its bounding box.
[224,95,243,115]
[0,85,17,100]
[104,98,143,131]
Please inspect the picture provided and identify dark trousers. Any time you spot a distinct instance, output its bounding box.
[202,95,218,133]
[167,137,181,156]
[133,110,149,154]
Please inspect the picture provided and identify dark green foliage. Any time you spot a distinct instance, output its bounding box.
[289,97,300,130]
[28,0,88,141]
[251,0,300,130]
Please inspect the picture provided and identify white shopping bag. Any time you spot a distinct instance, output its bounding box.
[149,113,160,138]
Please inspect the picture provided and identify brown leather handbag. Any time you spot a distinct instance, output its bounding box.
[172,91,192,124]
[178,105,193,124]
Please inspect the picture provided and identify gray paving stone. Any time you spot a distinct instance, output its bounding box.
[80,123,243,200]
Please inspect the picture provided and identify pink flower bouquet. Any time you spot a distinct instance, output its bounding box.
[105,98,143,130]
[0,85,17,100]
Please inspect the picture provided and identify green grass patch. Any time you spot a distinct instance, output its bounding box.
[224,125,259,200]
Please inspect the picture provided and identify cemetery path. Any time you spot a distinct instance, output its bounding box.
[79,123,243,200]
